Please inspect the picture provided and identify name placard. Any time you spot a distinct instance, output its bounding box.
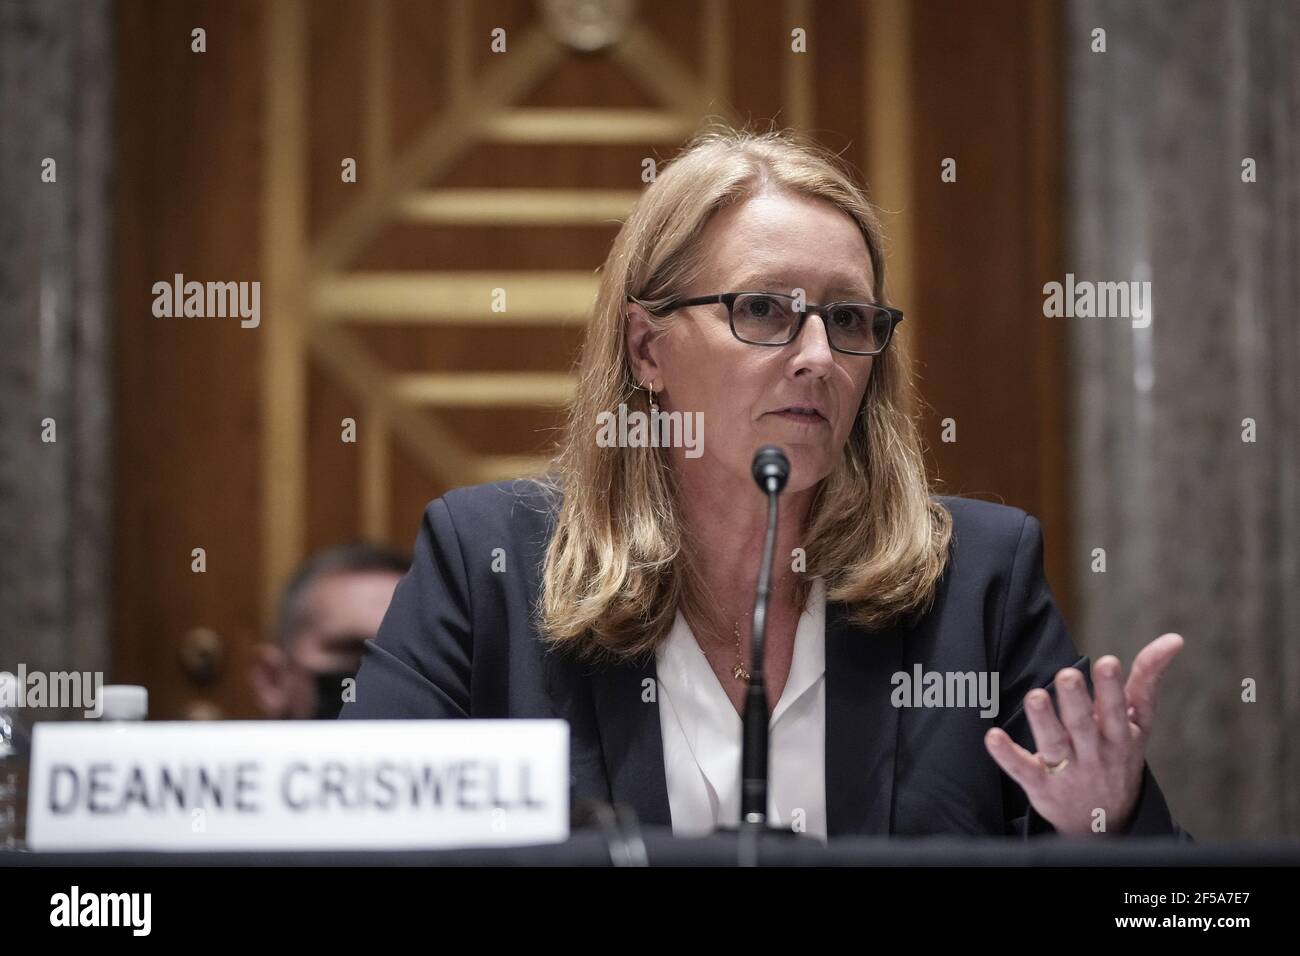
[27,720,569,851]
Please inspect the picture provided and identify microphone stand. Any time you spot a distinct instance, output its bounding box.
[716,447,810,864]
[740,480,779,829]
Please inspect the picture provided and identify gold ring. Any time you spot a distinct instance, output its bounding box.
[1042,756,1070,775]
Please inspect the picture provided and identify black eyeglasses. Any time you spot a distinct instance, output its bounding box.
[631,291,903,356]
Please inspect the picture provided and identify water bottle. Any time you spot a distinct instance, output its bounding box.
[0,672,31,850]
[95,685,149,722]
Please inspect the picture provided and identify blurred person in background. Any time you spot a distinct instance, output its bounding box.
[251,544,409,720]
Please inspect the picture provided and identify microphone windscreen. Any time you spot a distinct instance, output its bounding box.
[751,445,790,493]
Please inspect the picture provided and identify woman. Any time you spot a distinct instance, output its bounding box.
[341,125,1186,841]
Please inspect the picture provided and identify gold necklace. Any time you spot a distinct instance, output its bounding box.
[726,581,799,681]
[730,618,751,681]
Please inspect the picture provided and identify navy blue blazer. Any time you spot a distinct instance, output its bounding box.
[340,478,1186,839]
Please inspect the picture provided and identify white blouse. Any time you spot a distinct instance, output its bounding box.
[654,577,827,840]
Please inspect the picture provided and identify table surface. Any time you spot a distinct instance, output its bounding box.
[4,830,1298,866]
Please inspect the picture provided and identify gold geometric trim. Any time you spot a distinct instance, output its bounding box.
[703,0,729,104]
[310,24,568,274]
[484,108,699,143]
[397,188,639,224]
[784,0,813,128]
[612,25,715,117]
[262,0,308,629]
[393,372,576,407]
[309,327,478,488]
[361,402,390,540]
[312,272,598,323]
[863,0,917,368]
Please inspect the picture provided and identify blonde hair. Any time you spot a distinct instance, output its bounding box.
[535,123,952,663]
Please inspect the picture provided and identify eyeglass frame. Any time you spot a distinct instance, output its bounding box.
[627,291,904,356]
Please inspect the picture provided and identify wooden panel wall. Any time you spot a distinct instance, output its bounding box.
[909,1,1070,619]
[113,0,1068,718]
[114,0,266,719]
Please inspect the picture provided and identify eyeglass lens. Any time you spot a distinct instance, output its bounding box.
[732,293,891,354]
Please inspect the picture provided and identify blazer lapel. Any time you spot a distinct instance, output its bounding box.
[584,600,906,836]
[588,653,673,828]
[824,600,906,836]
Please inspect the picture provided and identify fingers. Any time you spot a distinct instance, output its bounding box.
[1125,633,1184,733]
[984,728,1045,795]
[1053,666,1099,763]
[1092,655,1130,743]
[1024,688,1072,763]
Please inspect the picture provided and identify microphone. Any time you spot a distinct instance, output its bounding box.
[751,445,790,495]
[739,445,791,832]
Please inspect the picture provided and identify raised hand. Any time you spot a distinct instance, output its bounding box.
[984,633,1184,836]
